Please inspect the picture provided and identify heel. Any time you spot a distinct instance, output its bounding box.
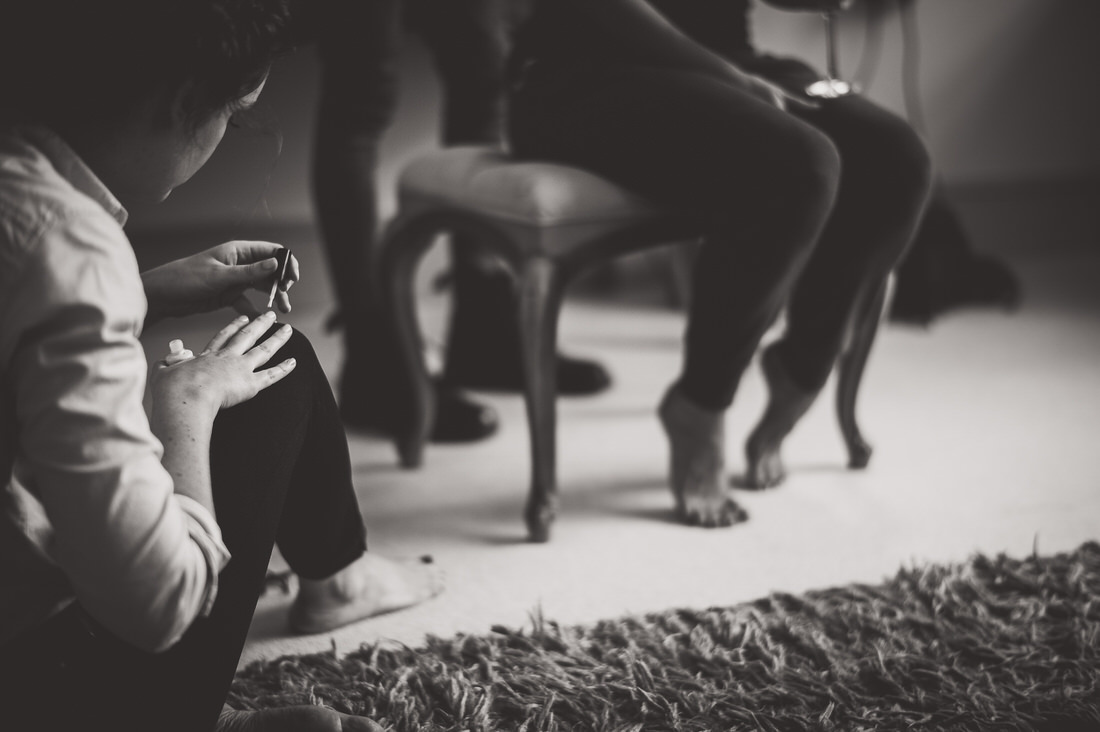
[395,436,423,469]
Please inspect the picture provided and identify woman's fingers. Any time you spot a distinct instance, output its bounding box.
[783,89,820,112]
[203,313,293,362]
[202,314,251,354]
[281,252,300,291]
[253,357,297,391]
[274,289,293,314]
[242,323,294,369]
[223,311,279,353]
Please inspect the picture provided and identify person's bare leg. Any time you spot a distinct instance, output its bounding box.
[743,343,820,489]
[218,705,384,732]
[289,554,444,635]
[658,384,748,527]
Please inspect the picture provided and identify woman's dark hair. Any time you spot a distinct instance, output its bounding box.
[0,0,296,131]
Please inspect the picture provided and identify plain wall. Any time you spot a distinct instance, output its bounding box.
[127,0,1100,239]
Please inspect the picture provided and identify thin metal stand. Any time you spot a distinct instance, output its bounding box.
[806,11,858,99]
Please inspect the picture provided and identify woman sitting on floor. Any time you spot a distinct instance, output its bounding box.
[506,0,932,527]
[0,2,437,730]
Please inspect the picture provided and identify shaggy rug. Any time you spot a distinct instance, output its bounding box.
[230,543,1100,731]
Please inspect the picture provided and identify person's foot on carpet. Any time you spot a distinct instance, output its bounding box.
[658,383,747,528]
[217,705,384,732]
[444,349,612,396]
[741,344,821,489]
[341,377,498,444]
[289,554,443,635]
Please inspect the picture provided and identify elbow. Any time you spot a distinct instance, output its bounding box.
[137,569,207,653]
[117,599,200,654]
[95,563,209,654]
[132,612,193,654]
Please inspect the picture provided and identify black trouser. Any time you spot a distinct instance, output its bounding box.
[0,329,367,732]
[509,60,932,409]
[312,0,528,387]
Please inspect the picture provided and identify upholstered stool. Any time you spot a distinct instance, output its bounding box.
[378,146,888,542]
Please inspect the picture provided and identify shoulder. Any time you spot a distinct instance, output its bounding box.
[0,135,145,365]
[0,134,131,270]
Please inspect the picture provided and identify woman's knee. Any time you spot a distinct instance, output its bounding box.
[761,123,841,222]
[846,115,933,211]
[737,124,841,255]
[276,327,321,366]
[257,327,326,414]
[210,328,326,458]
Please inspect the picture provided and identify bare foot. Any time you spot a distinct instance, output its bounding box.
[217,705,384,732]
[289,554,443,635]
[743,344,819,489]
[658,384,747,528]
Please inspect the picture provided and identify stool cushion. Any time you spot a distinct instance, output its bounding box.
[398,146,664,227]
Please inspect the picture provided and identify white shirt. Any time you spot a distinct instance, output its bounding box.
[0,127,230,653]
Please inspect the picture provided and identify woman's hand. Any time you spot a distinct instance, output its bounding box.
[741,73,820,113]
[141,241,301,324]
[764,0,854,11]
[151,311,296,416]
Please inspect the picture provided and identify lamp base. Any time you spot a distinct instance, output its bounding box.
[805,78,858,99]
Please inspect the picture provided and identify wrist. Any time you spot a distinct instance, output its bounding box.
[140,270,166,325]
[153,380,221,424]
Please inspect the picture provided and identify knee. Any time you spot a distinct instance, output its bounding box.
[214,328,325,430]
[264,327,326,403]
[769,125,842,223]
[852,118,934,213]
[746,126,841,260]
[277,327,317,359]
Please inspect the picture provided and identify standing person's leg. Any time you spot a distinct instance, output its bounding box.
[312,0,404,424]
[312,0,497,443]
[509,67,839,526]
[744,95,932,487]
[413,0,612,396]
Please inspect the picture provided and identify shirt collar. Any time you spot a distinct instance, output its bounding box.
[20,127,129,228]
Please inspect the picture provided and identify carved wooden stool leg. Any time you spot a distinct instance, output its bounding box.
[515,257,566,542]
[378,219,440,469]
[836,273,895,469]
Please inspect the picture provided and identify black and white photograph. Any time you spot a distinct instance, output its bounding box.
[1,1,1097,729]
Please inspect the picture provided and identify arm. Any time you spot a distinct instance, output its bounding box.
[12,219,297,652]
[149,311,297,516]
[141,240,301,327]
[9,213,227,652]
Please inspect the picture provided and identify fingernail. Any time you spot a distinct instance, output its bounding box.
[263,258,278,271]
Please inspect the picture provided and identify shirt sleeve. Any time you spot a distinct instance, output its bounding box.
[6,204,230,653]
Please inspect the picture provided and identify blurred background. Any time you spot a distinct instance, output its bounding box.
[128,0,1099,271]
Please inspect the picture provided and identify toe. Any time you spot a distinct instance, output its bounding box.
[724,499,749,525]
